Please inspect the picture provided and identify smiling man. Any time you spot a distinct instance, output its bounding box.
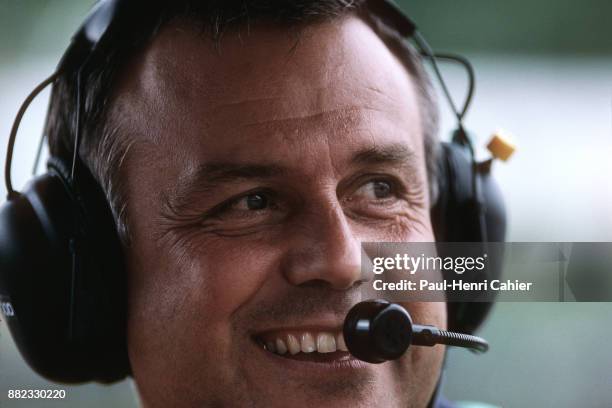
[44,1,445,407]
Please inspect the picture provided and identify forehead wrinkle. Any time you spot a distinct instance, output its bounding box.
[240,105,384,129]
[212,83,400,127]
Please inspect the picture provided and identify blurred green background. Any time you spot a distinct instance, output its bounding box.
[1,1,611,407]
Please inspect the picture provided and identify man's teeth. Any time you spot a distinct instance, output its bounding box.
[301,332,316,353]
[287,334,300,355]
[262,331,349,355]
[316,332,335,353]
[276,338,288,354]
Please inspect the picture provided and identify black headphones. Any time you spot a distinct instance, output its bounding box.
[0,0,506,383]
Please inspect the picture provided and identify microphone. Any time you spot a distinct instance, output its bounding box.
[343,300,489,363]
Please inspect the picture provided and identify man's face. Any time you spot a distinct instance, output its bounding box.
[116,14,445,408]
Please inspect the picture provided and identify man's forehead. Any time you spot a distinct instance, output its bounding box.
[140,14,408,93]
[109,11,427,206]
[113,13,422,142]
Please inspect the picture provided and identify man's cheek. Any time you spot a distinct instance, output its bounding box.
[189,239,284,315]
[127,236,283,366]
[127,237,283,384]
[125,245,235,391]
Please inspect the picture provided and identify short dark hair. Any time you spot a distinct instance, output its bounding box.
[45,0,439,246]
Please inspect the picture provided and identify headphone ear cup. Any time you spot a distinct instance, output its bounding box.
[478,162,506,243]
[432,142,507,243]
[432,142,507,334]
[0,168,77,380]
[0,156,129,383]
[432,142,480,242]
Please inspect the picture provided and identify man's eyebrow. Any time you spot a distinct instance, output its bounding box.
[168,162,287,213]
[190,162,286,183]
[351,144,417,166]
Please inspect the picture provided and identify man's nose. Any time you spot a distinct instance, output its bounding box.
[281,203,365,290]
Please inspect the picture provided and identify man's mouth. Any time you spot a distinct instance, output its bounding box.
[255,329,349,360]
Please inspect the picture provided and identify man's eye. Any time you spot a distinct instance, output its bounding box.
[372,180,393,199]
[233,193,270,211]
[355,180,395,200]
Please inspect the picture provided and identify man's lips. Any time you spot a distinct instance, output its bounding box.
[254,327,349,358]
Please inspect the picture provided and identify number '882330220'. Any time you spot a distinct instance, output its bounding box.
[8,389,66,399]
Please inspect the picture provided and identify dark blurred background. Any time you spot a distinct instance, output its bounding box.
[1,1,611,407]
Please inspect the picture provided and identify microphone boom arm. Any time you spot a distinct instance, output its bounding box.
[412,324,489,353]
